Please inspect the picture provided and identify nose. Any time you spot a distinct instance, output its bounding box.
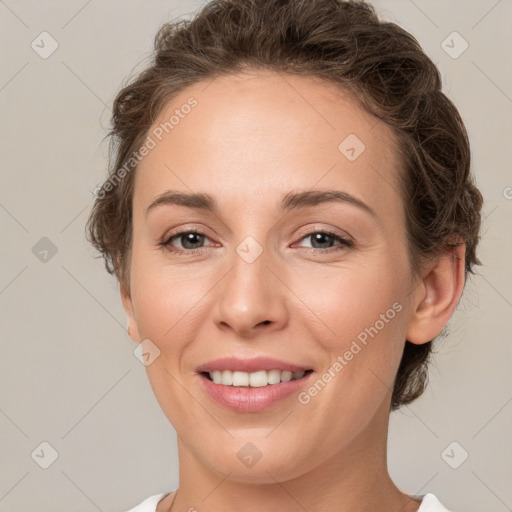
[214,245,289,338]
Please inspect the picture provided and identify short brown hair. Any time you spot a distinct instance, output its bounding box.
[86,0,483,410]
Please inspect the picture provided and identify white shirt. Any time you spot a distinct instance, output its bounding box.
[125,491,454,511]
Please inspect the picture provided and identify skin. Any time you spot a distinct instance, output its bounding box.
[120,70,466,512]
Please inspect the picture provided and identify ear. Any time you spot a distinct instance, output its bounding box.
[406,241,466,344]
[120,282,141,343]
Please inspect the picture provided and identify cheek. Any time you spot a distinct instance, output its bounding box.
[276,265,408,467]
[129,243,221,361]
[288,259,408,390]
[293,261,405,336]
[131,271,203,343]
[128,260,214,422]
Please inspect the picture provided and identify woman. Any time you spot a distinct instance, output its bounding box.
[86,0,483,510]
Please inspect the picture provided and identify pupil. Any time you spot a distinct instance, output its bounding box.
[183,232,203,249]
[312,233,331,249]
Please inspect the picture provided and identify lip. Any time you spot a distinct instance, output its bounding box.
[197,370,314,412]
[195,356,311,373]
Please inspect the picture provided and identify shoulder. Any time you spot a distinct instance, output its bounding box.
[417,492,455,512]
[123,492,172,512]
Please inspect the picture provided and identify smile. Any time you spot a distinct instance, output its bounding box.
[198,369,315,412]
[203,369,314,387]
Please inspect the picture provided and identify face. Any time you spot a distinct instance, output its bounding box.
[122,70,423,482]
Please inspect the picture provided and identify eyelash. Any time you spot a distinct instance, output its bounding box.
[160,228,353,256]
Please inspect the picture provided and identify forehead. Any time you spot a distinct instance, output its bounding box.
[134,70,403,220]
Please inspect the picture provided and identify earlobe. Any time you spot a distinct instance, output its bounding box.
[406,242,466,345]
[120,282,141,343]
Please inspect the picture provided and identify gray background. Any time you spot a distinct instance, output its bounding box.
[1,1,511,511]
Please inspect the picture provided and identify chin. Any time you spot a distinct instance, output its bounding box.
[194,439,315,484]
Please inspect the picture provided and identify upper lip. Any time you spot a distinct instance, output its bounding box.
[195,357,312,373]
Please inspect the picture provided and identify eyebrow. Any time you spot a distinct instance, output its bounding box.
[145,189,377,219]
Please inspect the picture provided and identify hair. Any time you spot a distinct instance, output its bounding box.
[86,0,483,410]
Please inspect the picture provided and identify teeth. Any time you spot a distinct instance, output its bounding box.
[208,369,306,387]
[232,371,249,387]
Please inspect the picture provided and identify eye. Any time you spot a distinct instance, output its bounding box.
[161,229,213,254]
[294,230,353,252]
[160,228,353,256]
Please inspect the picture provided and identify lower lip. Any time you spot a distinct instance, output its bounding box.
[198,372,314,412]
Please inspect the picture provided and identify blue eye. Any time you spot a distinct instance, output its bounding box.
[161,229,353,255]
[295,230,353,251]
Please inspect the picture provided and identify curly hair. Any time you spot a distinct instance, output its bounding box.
[86,0,483,410]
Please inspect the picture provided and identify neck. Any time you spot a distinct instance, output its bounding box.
[167,399,421,512]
